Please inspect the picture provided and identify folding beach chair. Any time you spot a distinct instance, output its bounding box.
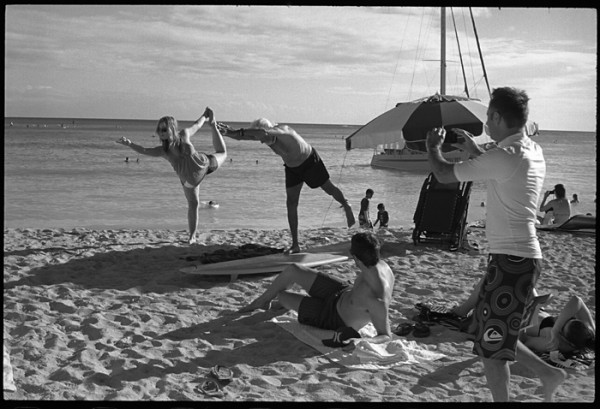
[412,173,472,251]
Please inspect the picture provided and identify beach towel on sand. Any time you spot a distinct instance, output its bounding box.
[271,313,445,370]
[4,343,16,392]
[185,244,284,263]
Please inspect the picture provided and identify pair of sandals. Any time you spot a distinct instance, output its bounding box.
[195,365,234,397]
[394,322,431,338]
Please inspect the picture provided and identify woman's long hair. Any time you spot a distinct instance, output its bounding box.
[156,116,180,153]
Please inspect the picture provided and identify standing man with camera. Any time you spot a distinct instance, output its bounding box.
[426,87,566,402]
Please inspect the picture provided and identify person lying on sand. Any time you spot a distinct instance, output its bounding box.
[239,232,394,342]
[218,118,355,254]
[520,294,595,355]
[454,277,595,356]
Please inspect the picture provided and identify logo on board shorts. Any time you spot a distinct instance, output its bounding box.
[483,327,504,344]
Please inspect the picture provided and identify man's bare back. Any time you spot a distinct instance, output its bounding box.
[337,260,394,336]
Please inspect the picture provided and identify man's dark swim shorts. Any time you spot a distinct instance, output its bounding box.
[285,148,330,189]
[297,272,350,330]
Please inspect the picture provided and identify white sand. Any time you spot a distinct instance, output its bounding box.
[3,226,595,402]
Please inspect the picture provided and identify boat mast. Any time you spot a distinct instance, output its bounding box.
[440,7,446,95]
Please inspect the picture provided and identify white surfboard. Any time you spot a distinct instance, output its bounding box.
[180,251,350,281]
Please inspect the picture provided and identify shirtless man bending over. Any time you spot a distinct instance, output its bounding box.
[239,232,394,340]
[219,118,355,254]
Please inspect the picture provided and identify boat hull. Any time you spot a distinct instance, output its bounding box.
[370,150,469,172]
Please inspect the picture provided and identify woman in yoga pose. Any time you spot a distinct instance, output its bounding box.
[117,107,227,244]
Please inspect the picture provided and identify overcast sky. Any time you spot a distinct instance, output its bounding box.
[4,6,597,131]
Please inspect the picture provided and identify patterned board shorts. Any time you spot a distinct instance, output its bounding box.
[471,254,541,361]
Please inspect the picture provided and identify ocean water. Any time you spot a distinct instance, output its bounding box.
[3,117,596,232]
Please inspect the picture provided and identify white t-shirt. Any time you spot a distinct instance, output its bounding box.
[453,132,546,258]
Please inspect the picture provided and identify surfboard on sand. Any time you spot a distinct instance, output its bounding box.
[180,242,351,281]
[536,214,596,233]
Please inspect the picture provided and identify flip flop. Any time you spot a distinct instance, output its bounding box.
[210,365,233,382]
[412,323,431,338]
[415,302,459,323]
[394,323,415,336]
[195,378,223,397]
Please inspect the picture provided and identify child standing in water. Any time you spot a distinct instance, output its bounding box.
[373,203,389,229]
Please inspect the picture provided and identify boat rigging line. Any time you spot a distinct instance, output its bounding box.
[320,148,350,228]
[469,7,491,98]
[451,8,470,98]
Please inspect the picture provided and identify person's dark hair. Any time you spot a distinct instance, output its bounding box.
[366,189,374,196]
[554,184,566,199]
[377,203,385,210]
[489,87,529,129]
[565,319,595,351]
[350,232,380,267]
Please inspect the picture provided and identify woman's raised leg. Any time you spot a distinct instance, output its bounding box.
[206,108,227,167]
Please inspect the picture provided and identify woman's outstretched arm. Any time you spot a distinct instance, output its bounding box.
[116,137,163,157]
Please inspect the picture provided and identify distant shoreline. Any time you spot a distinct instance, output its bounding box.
[4,117,596,133]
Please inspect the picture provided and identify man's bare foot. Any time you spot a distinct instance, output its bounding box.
[188,236,197,245]
[541,366,567,402]
[238,298,273,313]
[285,245,301,254]
[346,212,356,228]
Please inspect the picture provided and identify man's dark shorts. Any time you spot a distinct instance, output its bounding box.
[471,254,541,361]
[297,272,349,330]
[285,148,330,189]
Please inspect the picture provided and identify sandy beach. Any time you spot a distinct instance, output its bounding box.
[3,225,595,403]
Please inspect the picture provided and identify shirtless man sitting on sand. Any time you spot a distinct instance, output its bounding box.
[239,232,394,341]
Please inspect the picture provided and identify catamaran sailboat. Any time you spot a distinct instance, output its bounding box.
[346,8,493,171]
